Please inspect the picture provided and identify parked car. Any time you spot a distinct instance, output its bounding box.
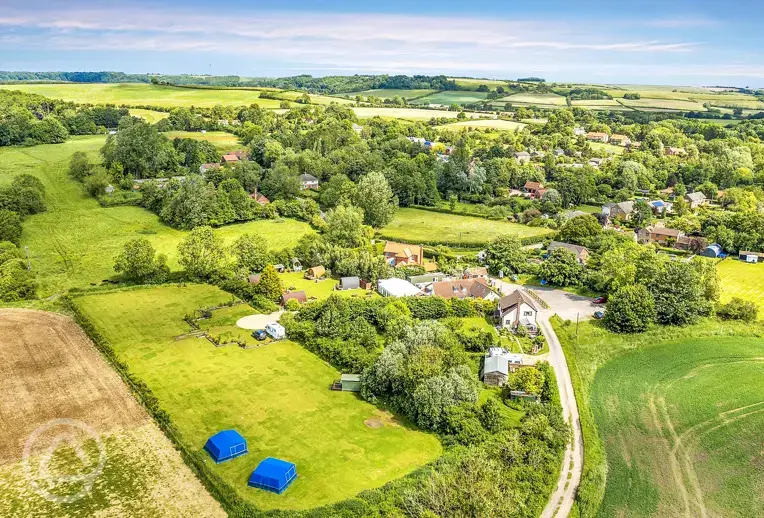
[593,311,605,319]
[251,329,267,341]
[593,296,608,304]
[265,322,285,340]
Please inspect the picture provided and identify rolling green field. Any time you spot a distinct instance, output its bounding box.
[590,142,625,155]
[352,107,483,120]
[449,78,509,90]
[717,259,764,319]
[164,130,243,153]
[553,317,764,518]
[503,92,568,106]
[415,90,488,105]
[436,119,527,131]
[0,136,313,295]
[379,207,553,247]
[348,89,436,100]
[591,336,764,517]
[129,108,170,123]
[74,284,441,511]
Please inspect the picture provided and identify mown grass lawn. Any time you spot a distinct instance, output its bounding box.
[164,130,243,153]
[436,119,527,131]
[129,108,170,123]
[0,136,313,295]
[279,272,378,302]
[379,207,553,247]
[717,258,764,319]
[552,318,764,518]
[75,284,441,511]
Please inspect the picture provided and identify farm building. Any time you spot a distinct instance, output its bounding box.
[685,192,708,209]
[699,244,724,258]
[497,290,539,333]
[547,241,590,263]
[299,173,319,190]
[339,277,360,290]
[204,430,248,463]
[383,241,424,267]
[281,291,307,305]
[305,266,326,279]
[248,458,297,494]
[377,278,422,297]
[739,251,764,263]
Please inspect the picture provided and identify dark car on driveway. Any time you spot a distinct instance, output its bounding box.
[252,329,267,340]
[593,296,608,304]
[593,311,605,319]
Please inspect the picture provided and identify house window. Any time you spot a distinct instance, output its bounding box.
[523,311,534,316]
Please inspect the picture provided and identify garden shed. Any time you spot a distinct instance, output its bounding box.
[204,430,248,463]
[248,457,297,494]
[340,374,361,392]
[340,277,360,290]
[305,266,326,279]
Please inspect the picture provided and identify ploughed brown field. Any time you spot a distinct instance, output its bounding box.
[0,309,224,517]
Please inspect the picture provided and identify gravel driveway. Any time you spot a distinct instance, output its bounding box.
[236,310,283,330]
[493,279,601,321]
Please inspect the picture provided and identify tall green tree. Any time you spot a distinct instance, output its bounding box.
[257,264,284,301]
[230,233,269,273]
[177,226,226,280]
[113,238,168,282]
[603,284,656,333]
[354,171,397,228]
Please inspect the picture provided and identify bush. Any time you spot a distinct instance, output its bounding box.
[717,297,758,322]
[0,210,22,245]
[603,284,656,333]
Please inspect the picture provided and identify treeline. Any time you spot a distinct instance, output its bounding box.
[0,71,242,86]
[0,90,127,146]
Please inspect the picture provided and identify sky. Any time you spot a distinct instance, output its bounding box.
[0,0,762,86]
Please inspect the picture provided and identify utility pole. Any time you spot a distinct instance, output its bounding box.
[24,246,31,270]
[576,312,579,340]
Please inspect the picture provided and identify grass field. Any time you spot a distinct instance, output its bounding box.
[352,107,483,120]
[553,317,764,518]
[591,335,764,517]
[379,207,553,247]
[436,119,527,131]
[415,91,488,105]
[717,258,764,319]
[0,136,313,295]
[279,271,378,301]
[348,89,436,100]
[164,130,243,153]
[503,93,568,106]
[74,285,442,511]
[618,97,707,111]
[129,108,169,123]
[449,78,509,90]
[0,308,224,517]
[590,142,625,155]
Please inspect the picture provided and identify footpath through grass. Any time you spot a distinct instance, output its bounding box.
[75,284,441,511]
[0,136,313,295]
[552,317,764,517]
[379,207,553,247]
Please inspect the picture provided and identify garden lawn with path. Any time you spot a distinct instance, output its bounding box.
[379,207,553,247]
[74,284,441,512]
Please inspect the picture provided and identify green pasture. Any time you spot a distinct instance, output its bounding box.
[415,91,488,105]
[591,335,764,517]
[553,317,764,518]
[378,207,553,247]
[448,78,509,90]
[349,89,436,100]
[619,97,707,111]
[502,93,568,106]
[0,83,286,108]
[717,258,764,319]
[590,142,625,155]
[436,119,527,131]
[164,130,243,153]
[129,108,170,123]
[0,136,313,295]
[352,107,482,120]
[74,285,441,511]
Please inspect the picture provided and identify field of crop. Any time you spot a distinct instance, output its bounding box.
[503,92,568,106]
[75,285,442,511]
[379,207,553,247]
[717,259,764,318]
[415,91,488,105]
[352,107,483,120]
[349,89,436,100]
[129,108,169,123]
[618,97,707,111]
[570,99,621,107]
[449,78,509,90]
[0,136,313,295]
[0,308,224,517]
[164,130,243,153]
[436,119,527,131]
[590,335,764,517]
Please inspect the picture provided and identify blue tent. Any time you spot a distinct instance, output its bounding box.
[248,457,297,494]
[204,430,248,463]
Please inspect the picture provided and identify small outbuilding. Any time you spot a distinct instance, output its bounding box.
[699,243,723,258]
[281,291,307,305]
[739,251,764,263]
[339,276,360,290]
[340,374,361,392]
[377,278,422,297]
[204,430,248,463]
[248,457,297,494]
[305,266,326,280]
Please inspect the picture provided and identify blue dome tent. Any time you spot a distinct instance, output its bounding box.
[204,430,248,463]
[248,457,297,494]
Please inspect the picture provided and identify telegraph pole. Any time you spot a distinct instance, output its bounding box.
[24,246,31,270]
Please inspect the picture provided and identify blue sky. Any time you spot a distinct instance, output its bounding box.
[0,0,762,86]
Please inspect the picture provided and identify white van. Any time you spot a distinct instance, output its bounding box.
[265,322,285,340]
